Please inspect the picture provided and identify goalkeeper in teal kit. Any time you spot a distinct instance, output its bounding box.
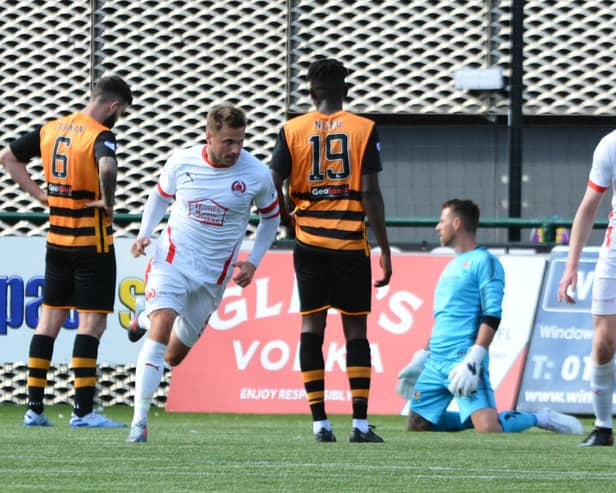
[399,199,583,434]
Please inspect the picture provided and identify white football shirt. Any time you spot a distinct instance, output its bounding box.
[153,144,278,284]
[589,130,616,255]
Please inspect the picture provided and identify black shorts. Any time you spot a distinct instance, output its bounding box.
[293,243,372,315]
[43,245,117,312]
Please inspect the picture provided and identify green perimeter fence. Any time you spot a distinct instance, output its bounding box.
[0,212,607,245]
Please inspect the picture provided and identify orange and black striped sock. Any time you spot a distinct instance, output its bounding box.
[27,334,54,414]
[72,334,99,417]
[299,332,327,421]
[346,338,371,420]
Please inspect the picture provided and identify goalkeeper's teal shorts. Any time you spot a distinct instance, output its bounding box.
[410,356,496,424]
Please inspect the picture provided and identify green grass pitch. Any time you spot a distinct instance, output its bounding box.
[1,405,615,492]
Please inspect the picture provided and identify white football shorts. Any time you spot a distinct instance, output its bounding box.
[144,258,226,347]
[592,251,616,315]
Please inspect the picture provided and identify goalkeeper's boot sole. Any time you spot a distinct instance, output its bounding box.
[349,425,384,443]
[579,427,613,447]
[314,428,336,442]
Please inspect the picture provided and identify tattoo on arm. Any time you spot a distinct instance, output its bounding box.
[98,156,118,208]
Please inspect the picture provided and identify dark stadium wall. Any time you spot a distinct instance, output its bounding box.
[378,124,613,247]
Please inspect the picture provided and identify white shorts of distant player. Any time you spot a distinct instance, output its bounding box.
[144,258,226,347]
[592,247,616,315]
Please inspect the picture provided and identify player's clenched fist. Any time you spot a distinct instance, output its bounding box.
[131,236,151,257]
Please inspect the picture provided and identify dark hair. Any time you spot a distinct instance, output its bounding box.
[306,58,348,99]
[92,75,133,105]
[306,58,348,84]
[206,105,246,133]
[442,198,480,232]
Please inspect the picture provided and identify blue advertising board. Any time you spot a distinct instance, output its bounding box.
[516,246,601,415]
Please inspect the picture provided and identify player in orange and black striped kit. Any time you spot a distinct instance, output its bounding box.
[0,75,132,428]
[270,58,392,442]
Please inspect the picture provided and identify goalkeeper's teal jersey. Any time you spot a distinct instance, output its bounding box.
[429,246,504,359]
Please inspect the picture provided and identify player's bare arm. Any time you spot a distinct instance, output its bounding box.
[0,146,48,206]
[557,186,604,303]
[361,172,392,287]
[271,170,295,230]
[85,156,117,219]
[93,156,118,218]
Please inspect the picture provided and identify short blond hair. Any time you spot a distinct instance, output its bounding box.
[206,105,246,133]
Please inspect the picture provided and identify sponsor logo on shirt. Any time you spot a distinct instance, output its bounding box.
[104,141,116,151]
[310,184,350,198]
[187,198,228,226]
[47,183,72,196]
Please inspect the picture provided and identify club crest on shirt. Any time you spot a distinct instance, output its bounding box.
[231,180,247,195]
[145,288,156,301]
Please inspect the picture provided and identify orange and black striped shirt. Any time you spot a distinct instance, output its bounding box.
[270,110,382,254]
[10,112,118,253]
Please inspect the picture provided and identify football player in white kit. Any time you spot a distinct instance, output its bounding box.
[126,105,280,442]
[558,130,616,447]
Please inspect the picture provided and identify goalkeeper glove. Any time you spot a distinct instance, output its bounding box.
[395,349,431,400]
[447,344,487,397]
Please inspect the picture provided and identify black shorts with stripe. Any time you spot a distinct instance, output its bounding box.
[293,242,372,315]
[43,245,116,312]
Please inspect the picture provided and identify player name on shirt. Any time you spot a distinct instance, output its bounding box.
[314,118,343,130]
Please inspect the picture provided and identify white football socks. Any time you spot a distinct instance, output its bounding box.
[313,419,332,434]
[137,310,151,331]
[591,360,615,429]
[132,338,166,427]
[352,419,369,434]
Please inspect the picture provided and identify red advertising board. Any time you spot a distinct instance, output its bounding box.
[167,251,449,414]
